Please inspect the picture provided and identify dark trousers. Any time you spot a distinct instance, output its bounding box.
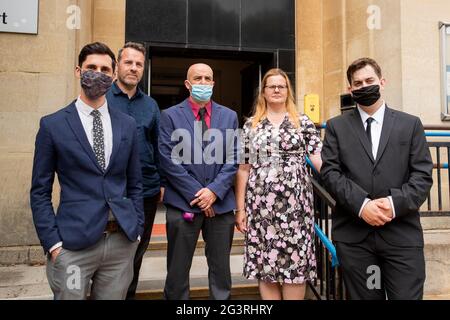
[163,205,235,300]
[126,194,159,299]
[335,231,425,300]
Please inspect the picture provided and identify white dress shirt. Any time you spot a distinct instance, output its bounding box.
[75,97,113,169]
[357,102,396,219]
[49,97,114,254]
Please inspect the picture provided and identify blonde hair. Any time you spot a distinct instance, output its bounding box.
[251,68,299,128]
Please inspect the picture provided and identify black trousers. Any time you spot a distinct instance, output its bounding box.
[163,205,235,300]
[126,194,159,299]
[335,231,425,300]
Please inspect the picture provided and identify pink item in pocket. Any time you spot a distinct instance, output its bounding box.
[182,212,195,222]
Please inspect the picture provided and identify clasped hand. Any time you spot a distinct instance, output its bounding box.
[190,188,217,217]
[361,197,393,227]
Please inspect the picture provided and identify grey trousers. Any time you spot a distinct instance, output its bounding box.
[163,205,235,300]
[46,231,139,300]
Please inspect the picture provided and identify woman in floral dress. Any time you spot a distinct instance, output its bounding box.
[235,68,322,300]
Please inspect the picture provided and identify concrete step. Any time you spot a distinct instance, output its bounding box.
[423,229,450,297]
[421,216,450,230]
[147,234,245,257]
[136,281,259,300]
[0,263,53,300]
[424,293,450,300]
[136,284,260,300]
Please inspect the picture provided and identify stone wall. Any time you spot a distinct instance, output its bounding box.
[0,0,88,247]
[92,0,126,60]
[0,0,127,249]
[400,0,450,124]
[296,0,450,124]
[296,0,403,121]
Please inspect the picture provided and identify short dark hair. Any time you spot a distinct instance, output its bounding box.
[78,42,116,71]
[346,57,382,84]
[118,42,146,62]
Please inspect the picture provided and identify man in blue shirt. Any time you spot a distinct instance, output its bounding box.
[106,42,161,299]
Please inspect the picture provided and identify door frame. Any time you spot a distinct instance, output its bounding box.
[143,43,278,96]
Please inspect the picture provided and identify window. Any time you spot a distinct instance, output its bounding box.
[440,22,450,120]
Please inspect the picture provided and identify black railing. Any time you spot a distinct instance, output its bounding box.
[424,141,450,215]
[305,156,344,300]
[310,176,345,300]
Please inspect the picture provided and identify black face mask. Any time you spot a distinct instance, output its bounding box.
[351,84,381,107]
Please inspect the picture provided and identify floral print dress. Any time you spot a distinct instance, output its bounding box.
[241,114,322,284]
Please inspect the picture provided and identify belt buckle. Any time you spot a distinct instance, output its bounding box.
[105,221,119,233]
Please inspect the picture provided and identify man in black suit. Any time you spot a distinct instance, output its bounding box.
[320,57,433,300]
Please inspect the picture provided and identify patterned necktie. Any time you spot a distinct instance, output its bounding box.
[91,109,105,171]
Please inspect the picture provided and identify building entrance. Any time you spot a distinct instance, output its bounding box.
[144,47,275,124]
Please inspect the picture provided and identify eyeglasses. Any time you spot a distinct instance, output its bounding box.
[264,85,288,91]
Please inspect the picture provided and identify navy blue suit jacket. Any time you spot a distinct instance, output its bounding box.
[30,101,144,253]
[159,99,238,214]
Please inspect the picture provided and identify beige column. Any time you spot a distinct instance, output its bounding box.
[296,0,324,121]
[325,0,402,118]
[400,0,450,125]
[92,0,126,59]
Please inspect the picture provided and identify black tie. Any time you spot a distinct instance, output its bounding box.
[198,108,208,136]
[366,117,374,146]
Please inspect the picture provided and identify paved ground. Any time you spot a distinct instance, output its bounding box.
[0,253,251,300]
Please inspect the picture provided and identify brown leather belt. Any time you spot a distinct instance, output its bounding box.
[105,220,120,233]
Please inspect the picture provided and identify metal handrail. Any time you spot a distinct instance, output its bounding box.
[310,175,336,208]
[426,132,450,137]
[309,176,339,267]
[310,174,344,299]
[306,157,341,297]
[314,224,339,268]
[315,123,450,137]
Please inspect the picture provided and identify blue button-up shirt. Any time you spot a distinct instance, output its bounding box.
[106,82,160,197]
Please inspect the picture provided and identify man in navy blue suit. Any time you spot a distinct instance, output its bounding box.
[30,42,144,300]
[159,63,239,300]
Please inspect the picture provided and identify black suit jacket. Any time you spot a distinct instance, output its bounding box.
[320,106,433,247]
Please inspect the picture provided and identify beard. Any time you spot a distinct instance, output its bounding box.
[118,73,140,88]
